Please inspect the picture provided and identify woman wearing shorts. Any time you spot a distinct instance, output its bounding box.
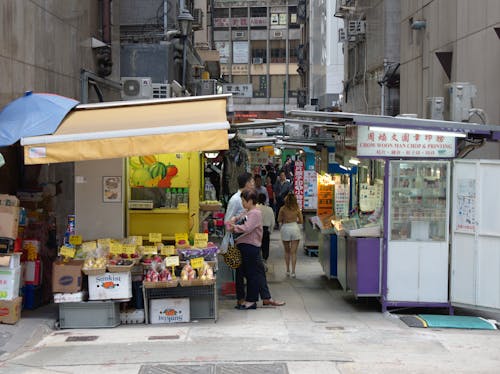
[277,193,304,278]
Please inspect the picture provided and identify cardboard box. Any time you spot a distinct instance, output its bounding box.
[88,272,132,300]
[0,253,21,269]
[0,296,22,324]
[0,267,21,300]
[0,206,20,240]
[150,298,190,324]
[52,260,83,293]
[23,260,42,285]
[0,194,20,207]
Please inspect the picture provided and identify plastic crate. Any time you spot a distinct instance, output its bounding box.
[58,301,121,329]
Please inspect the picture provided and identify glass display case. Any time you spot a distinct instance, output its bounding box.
[389,161,449,242]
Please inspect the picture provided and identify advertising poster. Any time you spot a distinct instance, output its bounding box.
[293,160,304,209]
[303,171,317,210]
[455,178,476,233]
[317,174,334,217]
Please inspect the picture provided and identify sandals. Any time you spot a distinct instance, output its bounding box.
[263,299,286,307]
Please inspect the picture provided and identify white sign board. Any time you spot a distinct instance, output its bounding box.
[222,84,253,97]
[357,126,456,158]
[214,41,230,63]
[232,41,249,64]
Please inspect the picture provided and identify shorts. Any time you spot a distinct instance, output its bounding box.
[280,222,301,241]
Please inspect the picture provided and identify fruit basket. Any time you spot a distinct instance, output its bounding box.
[143,279,179,288]
[179,278,216,287]
[82,267,106,276]
[199,201,222,211]
[107,263,135,273]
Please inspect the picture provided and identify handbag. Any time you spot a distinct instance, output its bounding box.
[222,234,242,269]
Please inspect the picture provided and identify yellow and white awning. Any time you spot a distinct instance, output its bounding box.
[21,95,230,164]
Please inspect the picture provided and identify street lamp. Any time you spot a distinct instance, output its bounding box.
[178,9,194,89]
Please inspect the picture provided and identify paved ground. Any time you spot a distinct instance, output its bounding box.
[1,230,500,373]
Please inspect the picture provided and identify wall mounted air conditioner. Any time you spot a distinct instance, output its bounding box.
[234,30,246,39]
[152,83,171,98]
[338,28,347,43]
[348,20,366,35]
[252,57,264,64]
[121,77,153,100]
[445,82,477,121]
[273,31,283,38]
[192,8,203,30]
[425,97,444,120]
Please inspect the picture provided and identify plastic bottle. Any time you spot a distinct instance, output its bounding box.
[164,188,171,208]
[183,187,189,204]
[170,188,177,208]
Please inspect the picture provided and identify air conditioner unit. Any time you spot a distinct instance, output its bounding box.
[195,79,217,96]
[338,28,347,43]
[445,82,477,121]
[234,31,246,38]
[273,31,283,38]
[252,57,264,64]
[192,8,203,31]
[121,77,153,100]
[348,20,365,35]
[152,83,171,98]
[425,97,444,120]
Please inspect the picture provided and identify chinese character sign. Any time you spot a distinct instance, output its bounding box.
[293,161,305,209]
[357,126,456,158]
[317,174,334,217]
[303,171,318,210]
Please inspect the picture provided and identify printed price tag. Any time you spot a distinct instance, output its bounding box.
[97,238,111,247]
[60,245,76,258]
[194,233,208,248]
[165,256,180,267]
[123,244,137,255]
[190,257,204,269]
[81,241,97,252]
[143,245,158,255]
[110,242,123,255]
[161,245,176,256]
[175,233,189,245]
[69,235,82,245]
[149,233,162,243]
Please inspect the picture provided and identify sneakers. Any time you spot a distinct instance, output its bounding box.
[291,273,296,278]
[286,271,290,277]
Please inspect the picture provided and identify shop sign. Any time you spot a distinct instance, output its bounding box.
[232,41,249,64]
[194,233,208,248]
[222,84,253,97]
[303,171,317,210]
[317,174,334,217]
[294,161,305,209]
[357,126,456,158]
[214,42,230,63]
[249,151,269,165]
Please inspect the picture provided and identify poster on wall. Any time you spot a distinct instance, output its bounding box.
[334,184,350,218]
[303,171,317,210]
[128,154,187,188]
[455,178,476,233]
[103,176,122,203]
[232,41,249,64]
[293,160,304,209]
[317,174,334,217]
[214,42,230,63]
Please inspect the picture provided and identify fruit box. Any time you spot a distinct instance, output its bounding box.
[0,267,21,300]
[52,260,83,293]
[0,296,22,324]
[0,206,20,240]
[150,298,190,324]
[88,272,132,300]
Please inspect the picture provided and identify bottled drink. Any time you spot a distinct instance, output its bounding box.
[164,188,171,208]
[170,188,177,208]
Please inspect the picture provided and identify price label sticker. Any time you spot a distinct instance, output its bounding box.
[149,233,162,243]
[60,245,76,258]
[190,257,204,269]
[193,233,208,248]
[165,256,180,267]
[69,235,82,245]
[81,241,97,252]
[175,233,189,245]
[143,245,158,255]
[128,236,143,245]
[97,238,111,247]
[110,242,123,255]
[161,245,176,256]
[123,244,136,255]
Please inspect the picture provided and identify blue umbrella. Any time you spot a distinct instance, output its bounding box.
[0,91,79,146]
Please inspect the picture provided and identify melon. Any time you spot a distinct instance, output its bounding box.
[130,167,151,186]
[149,162,167,179]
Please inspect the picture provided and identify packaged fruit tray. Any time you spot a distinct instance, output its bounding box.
[107,263,135,273]
[179,278,216,287]
[143,279,179,288]
[82,268,106,276]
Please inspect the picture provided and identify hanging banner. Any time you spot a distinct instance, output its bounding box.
[293,161,305,209]
[357,126,456,158]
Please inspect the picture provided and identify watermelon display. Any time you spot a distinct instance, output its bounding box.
[149,162,167,179]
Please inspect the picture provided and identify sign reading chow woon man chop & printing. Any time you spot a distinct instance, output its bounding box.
[357,126,456,158]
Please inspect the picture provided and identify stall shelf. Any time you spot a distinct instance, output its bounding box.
[142,283,217,323]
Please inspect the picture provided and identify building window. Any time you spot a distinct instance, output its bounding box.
[289,40,300,63]
[288,75,300,97]
[270,75,286,98]
[289,6,300,29]
[231,8,248,18]
[250,7,267,17]
[214,8,229,18]
[270,40,286,63]
[251,40,267,63]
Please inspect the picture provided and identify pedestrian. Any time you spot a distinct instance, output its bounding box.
[229,188,285,309]
[274,170,292,228]
[257,193,275,266]
[265,175,276,213]
[278,192,303,278]
[224,172,254,307]
[254,174,269,205]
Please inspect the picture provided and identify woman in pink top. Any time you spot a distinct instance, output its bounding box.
[229,188,285,309]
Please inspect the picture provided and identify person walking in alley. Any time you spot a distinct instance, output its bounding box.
[257,192,275,268]
[278,192,303,278]
[224,172,254,307]
[254,174,269,206]
[274,170,292,228]
[229,188,285,309]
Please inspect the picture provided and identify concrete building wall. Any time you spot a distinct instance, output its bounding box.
[400,0,500,125]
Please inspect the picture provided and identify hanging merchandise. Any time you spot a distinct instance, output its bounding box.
[222,135,249,197]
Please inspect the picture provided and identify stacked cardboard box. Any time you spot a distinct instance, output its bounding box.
[0,252,22,324]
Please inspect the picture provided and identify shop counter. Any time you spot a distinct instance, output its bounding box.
[346,236,381,297]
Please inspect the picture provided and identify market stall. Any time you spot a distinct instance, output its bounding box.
[13,95,231,327]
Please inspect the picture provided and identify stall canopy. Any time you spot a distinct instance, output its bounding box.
[21,94,231,164]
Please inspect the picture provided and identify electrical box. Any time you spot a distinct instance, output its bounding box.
[445,82,477,122]
[194,79,217,96]
[121,77,153,100]
[425,97,444,120]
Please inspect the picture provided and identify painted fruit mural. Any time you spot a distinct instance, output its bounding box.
[129,155,179,187]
